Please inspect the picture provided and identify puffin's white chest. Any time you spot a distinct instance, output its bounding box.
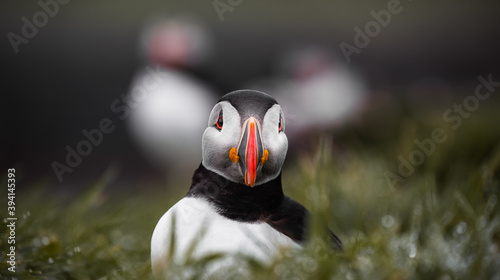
[151,197,299,277]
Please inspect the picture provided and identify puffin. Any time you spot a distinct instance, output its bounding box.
[151,90,342,279]
[128,15,217,182]
[246,45,368,149]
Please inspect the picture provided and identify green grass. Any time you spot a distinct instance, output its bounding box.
[1,128,500,279]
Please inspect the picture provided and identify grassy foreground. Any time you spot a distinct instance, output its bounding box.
[1,134,500,279]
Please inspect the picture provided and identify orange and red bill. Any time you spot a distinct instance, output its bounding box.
[236,117,265,187]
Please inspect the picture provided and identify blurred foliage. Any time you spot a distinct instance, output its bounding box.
[1,126,500,279]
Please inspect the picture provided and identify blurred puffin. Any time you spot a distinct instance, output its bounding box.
[128,15,217,182]
[151,90,342,279]
[246,45,368,150]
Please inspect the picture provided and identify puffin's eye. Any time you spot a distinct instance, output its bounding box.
[216,111,223,131]
[278,116,283,132]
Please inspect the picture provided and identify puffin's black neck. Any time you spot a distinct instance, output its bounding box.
[186,164,284,222]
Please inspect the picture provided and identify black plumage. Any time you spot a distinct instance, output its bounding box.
[186,164,343,250]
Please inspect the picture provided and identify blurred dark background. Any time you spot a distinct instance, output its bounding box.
[2,0,500,191]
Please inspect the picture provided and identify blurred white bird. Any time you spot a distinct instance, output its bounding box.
[127,15,217,180]
[246,45,368,147]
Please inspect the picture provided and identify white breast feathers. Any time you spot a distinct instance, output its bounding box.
[151,197,300,279]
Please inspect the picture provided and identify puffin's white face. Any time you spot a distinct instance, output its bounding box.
[202,91,288,187]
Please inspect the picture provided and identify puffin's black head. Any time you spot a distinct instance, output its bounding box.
[202,90,288,187]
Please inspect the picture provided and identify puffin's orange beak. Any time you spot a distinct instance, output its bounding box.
[229,117,269,187]
[244,119,259,186]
